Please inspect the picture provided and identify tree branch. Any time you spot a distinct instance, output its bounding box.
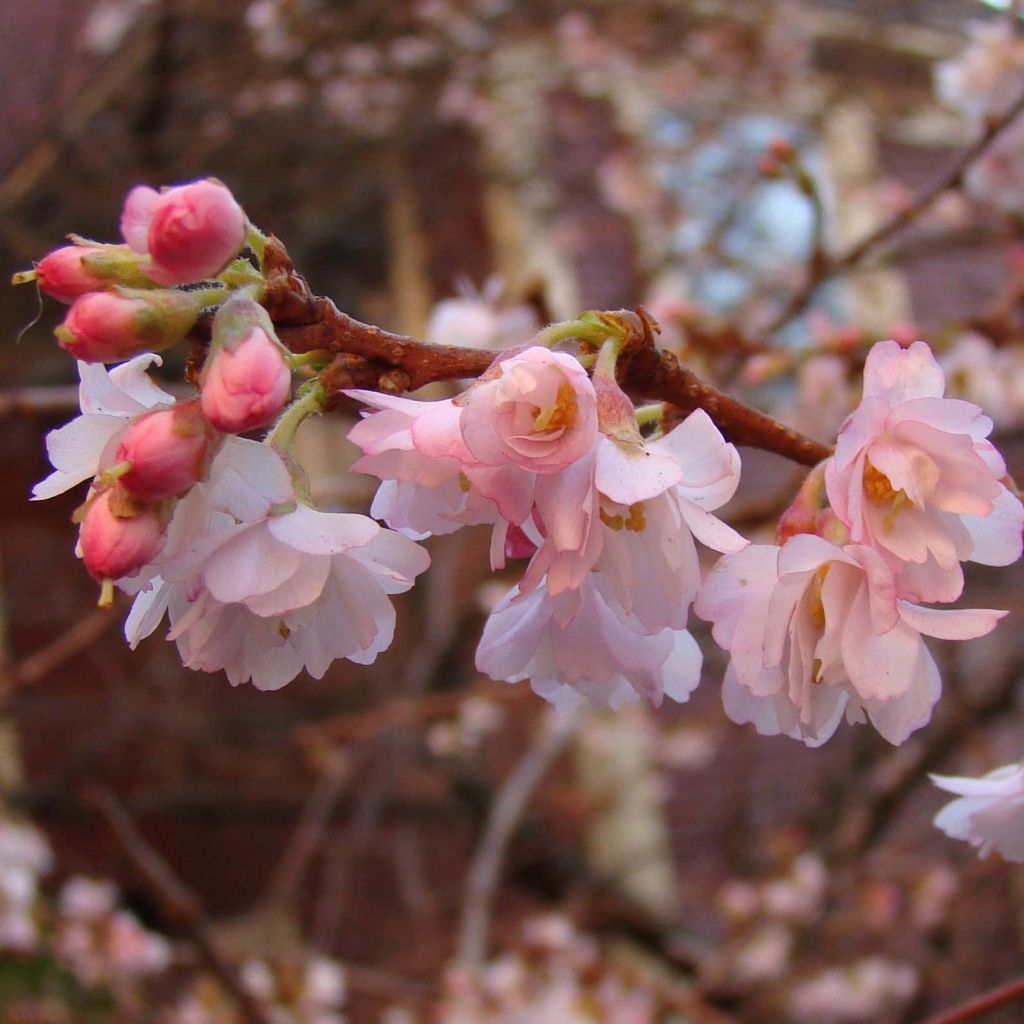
[919,974,1024,1024]
[765,88,1024,334]
[85,785,272,1024]
[260,239,834,467]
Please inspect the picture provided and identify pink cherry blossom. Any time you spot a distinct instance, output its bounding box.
[56,288,205,363]
[695,535,1006,745]
[124,440,430,690]
[201,299,292,434]
[476,574,702,710]
[825,339,1023,603]
[34,243,147,303]
[932,762,1024,862]
[117,399,220,500]
[33,354,175,501]
[458,346,598,473]
[121,179,247,286]
[79,486,167,582]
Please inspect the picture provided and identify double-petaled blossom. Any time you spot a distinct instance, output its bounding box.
[347,344,745,708]
[695,535,1006,746]
[476,573,702,710]
[120,178,248,286]
[124,439,430,690]
[32,354,175,501]
[931,762,1024,862]
[825,340,1023,603]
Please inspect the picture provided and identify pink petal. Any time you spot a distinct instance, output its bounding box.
[119,185,159,254]
[896,601,1006,640]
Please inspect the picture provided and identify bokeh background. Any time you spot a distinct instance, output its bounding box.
[2,2,1024,1022]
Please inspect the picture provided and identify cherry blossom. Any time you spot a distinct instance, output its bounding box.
[476,573,703,710]
[56,287,209,363]
[200,294,293,434]
[32,242,150,303]
[825,339,1024,603]
[78,484,167,582]
[124,439,430,690]
[931,762,1024,862]
[120,178,248,286]
[116,399,221,501]
[695,535,1006,746]
[32,354,175,501]
[0,819,52,953]
[426,277,540,351]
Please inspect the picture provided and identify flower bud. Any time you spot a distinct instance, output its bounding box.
[55,287,211,363]
[27,243,151,303]
[121,179,247,286]
[201,295,292,433]
[79,486,165,582]
[116,400,220,501]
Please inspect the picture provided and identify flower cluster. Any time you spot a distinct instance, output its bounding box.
[347,333,745,709]
[28,181,429,690]
[696,340,1020,746]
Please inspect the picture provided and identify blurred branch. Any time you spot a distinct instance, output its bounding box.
[85,784,272,1024]
[0,606,118,712]
[920,974,1024,1024]
[457,710,578,970]
[766,89,1024,335]
[828,658,1020,861]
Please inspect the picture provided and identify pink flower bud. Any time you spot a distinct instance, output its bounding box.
[116,400,220,501]
[201,326,292,434]
[121,179,247,286]
[33,244,148,303]
[79,487,165,582]
[56,288,208,363]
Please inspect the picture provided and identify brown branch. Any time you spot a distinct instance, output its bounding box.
[261,237,833,467]
[84,785,272,1024]
[0,607,118,710]
[919,975,1024,1024]
[766,88,1024,335]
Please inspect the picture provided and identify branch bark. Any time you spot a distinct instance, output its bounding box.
[260,238,834,467]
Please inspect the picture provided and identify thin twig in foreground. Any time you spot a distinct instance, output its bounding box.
[766,89,1024,335]
[85,785,272,1024]
[457,710,578,970]
[920,974,1024,1024]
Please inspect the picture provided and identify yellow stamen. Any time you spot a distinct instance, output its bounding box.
[599,508,624,531]
[624,502,646,532]
[864,459,913,531]
[458,472,471,493]
[532,381,578,433]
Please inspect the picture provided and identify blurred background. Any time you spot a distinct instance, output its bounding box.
[2,1,1024,1022]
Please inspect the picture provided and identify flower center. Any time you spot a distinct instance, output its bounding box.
[863,459,913,531]
[599,502,647,532]
[532,381,578,433]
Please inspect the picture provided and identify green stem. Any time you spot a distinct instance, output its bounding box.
[634,403,665,426]
[288,349,334,370]
[534,317,615,349]
[594,336,623,380]
[246,223,267,269]
[267,383,326,453]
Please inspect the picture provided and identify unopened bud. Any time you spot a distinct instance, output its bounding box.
[121,179,248,286]
[757,154,783,179]
[200,294,292,433]
[79,485,166,583]
[16,243,152,303]
[55,287,214,363]
[768,136,796,162]
[117,399,220,501]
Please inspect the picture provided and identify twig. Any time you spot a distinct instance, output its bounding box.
[919,975,1024,1024]
[456,710,578,969]
[259,239,834,467]
[0,607,118,710]
[766,89,1024,334]
[828,660,1020,861]
[84,785,272,1024]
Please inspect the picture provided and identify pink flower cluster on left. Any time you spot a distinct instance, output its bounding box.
[29,180,429,690]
